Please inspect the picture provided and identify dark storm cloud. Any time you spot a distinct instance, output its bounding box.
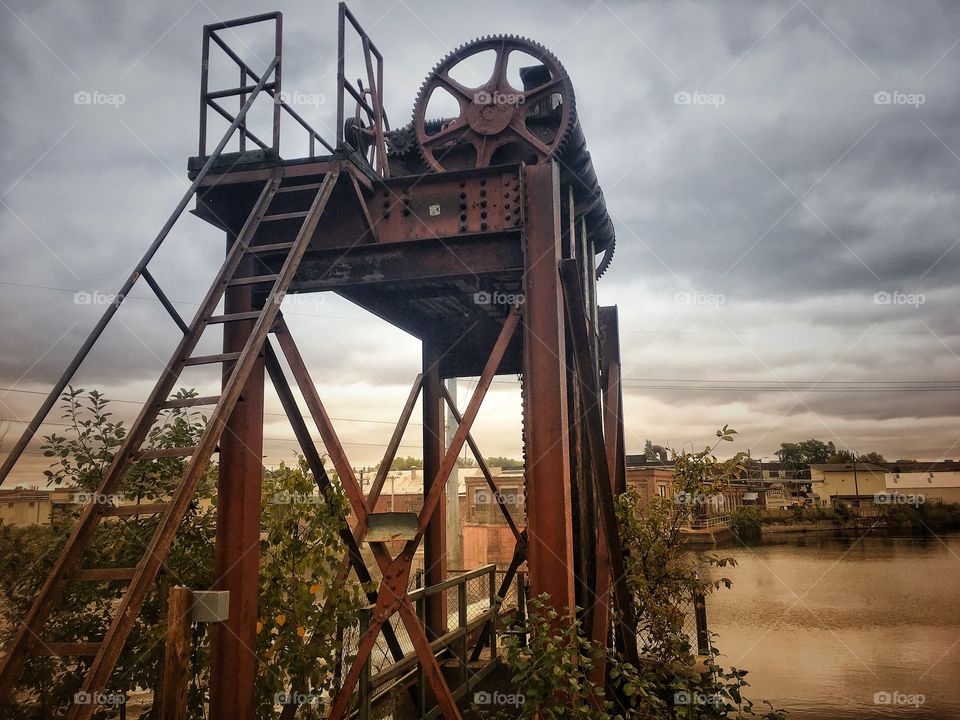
[2,0,960,472]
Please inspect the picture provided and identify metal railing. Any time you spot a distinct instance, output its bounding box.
[683,514,731,530]
[353,565,502,720]
[337,2,390,176]
[198,12,334,159]
[196,5,391,171]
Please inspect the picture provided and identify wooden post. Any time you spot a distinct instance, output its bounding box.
[160,586,193,720]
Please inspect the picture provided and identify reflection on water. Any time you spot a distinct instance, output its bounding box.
[699,534,960,719]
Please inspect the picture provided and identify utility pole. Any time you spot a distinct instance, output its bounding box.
[445,378,463,569]
[851,451,860,509]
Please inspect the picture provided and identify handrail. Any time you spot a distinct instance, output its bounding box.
[337,2,389,176]
[199,13,336,159]
[0,56,280,486]
[355,564,501,720]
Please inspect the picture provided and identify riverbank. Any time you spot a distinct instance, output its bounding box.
[724,503,960,545]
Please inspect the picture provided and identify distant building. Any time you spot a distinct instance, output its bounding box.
[809,463,887,505]
[0,487,80,526]
[624,465,672,506]
[885,469,960,504]
[357,467,524,571]
[462,468,524,570]
[0,488,54,526]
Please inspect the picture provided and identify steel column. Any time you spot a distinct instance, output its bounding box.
[559,261,640,668]
[590,306,624,683]
[209,243,263,720]
[521,162,576,617]
[422,335,448,639]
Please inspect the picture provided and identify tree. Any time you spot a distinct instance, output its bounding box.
[827,449,885,465]
[611,426,785,719]
[484,456,523,469]
[0,389,361,719]
[501,427,784,719]
[777,438,838,478]
[387,455,422,470]
[643,439,655,461]
[827,449,855,463]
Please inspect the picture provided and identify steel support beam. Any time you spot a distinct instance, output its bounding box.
[521,162,576,618]
[422,335,448,639]
[209,246,264,720]
[559,260,639,669]
[590,306,624,684]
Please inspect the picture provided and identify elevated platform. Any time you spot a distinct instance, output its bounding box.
[190,150,528,377]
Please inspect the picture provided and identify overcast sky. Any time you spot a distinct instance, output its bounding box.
[2,0,960,485]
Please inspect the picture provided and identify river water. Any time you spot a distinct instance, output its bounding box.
[699,533,960,719]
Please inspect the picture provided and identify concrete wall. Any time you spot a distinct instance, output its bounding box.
[886,471,960,504]
[810,468,886,504]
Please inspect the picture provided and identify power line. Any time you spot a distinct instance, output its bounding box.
[7,278,960,337]
[0,387,423,427]
[0,279,379,325]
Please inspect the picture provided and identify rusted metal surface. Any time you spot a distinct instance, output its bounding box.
[210,244,265,720]
[411,37,575,171]
[337,2,390,176]
[366,168,521,241]
[422,336,448,640]
[559,259,639,669]
[0,8,635,717]
[520,162,576,618]
[327,309,519,720]
[589,305,624,685]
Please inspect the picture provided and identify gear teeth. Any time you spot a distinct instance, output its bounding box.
[411,35,577,173]
[596,234,616,279]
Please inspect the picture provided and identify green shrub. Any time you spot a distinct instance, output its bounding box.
[0,389,360,720]
[729,507,763,543]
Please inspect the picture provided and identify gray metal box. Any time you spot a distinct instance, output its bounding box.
[192,590,230,623]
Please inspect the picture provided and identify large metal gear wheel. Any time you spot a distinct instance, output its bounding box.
[413,35,576,172]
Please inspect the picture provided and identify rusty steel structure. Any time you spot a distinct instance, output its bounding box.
[0,5,637,719]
